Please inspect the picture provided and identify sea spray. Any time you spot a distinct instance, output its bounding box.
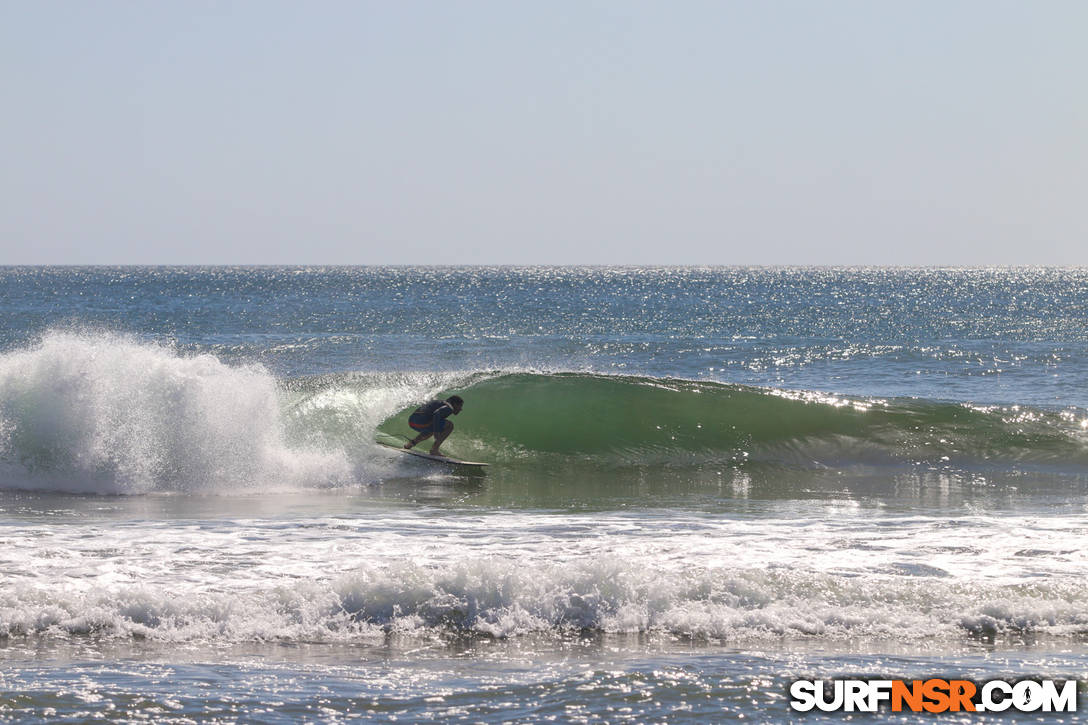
[0,331,352,493]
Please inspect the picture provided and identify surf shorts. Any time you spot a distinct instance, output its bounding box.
[409,412,449,435]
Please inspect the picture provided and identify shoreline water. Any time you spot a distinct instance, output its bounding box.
[3,637,1087,723]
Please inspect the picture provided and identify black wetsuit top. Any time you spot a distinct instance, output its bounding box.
[409,400,455,432]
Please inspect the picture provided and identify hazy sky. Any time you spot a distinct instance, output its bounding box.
[1,1,1085,265]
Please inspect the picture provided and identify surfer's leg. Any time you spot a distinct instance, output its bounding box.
[407,413,435,448]
[406,411,434,448]
[429,421,453,455]
[405,432,432,449]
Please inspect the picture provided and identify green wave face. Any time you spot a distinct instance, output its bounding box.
[377,373,1088,470]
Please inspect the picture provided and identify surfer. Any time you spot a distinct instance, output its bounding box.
[404,395,464,456]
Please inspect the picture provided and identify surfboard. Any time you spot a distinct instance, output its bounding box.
[377,441,489,468]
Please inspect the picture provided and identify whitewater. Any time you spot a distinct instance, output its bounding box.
[1,267,1087,722]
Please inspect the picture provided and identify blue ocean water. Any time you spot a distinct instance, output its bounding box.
[1,267,1087,721]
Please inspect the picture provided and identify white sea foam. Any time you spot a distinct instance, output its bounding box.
[0,331,357,493]
[0,331,512,493]
[2,554,1084,644]
[1,510,1085,644]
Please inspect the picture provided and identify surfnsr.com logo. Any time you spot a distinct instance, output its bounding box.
[789,679,1078,713]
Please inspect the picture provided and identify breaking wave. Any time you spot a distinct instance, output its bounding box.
[0,331,355,493]
[2,558,1085,644]
[377,372,1088,472]
[3,331,1088,493]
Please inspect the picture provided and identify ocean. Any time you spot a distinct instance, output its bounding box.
[1,266,1086,722]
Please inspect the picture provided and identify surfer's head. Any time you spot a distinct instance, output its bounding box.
[447,395,464,414]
